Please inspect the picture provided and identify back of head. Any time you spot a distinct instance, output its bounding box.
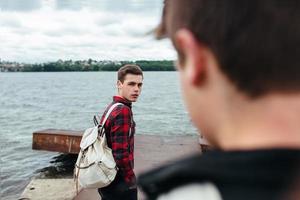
[158,0,300,97]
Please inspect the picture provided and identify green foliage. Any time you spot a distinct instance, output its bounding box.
[1,59,176,72]
[136,60,174,71]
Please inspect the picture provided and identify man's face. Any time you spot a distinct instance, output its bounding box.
[117,74,143,102]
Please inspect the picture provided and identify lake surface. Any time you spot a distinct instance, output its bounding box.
[0,72,198,199]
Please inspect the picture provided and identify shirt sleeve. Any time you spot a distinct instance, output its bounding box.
[110,105,135,186]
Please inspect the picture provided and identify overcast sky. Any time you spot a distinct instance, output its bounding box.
[0,0,176,63]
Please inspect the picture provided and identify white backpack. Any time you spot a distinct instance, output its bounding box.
[74,103,122,192]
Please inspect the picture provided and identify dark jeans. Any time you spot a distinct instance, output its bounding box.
[98,173,137,200]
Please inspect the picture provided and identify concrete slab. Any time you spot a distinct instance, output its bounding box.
[19,179,78,200]
[23,133,203,200]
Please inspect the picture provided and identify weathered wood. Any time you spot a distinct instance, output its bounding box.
[32,129,210,155]
[32,129,83,154]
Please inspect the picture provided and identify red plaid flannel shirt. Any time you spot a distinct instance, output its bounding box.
[100,96,136,186]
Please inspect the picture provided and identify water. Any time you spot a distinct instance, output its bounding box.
[0,72,198,199]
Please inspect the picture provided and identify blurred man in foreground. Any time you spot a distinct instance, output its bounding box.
[138,1,300,199]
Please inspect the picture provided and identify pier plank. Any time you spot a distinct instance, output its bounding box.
[32,129,83,154]
[32,129,206,156]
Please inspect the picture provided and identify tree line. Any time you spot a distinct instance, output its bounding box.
[0,60,176,72]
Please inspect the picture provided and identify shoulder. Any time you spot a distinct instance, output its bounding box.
[137,152,238,200]
[116,103,130,111]
[157,182,222,200]
[110,103,131,118]
[139,150,300,200]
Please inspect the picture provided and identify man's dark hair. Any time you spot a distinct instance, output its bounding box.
[118,64,143,83]
[157,0,300,97]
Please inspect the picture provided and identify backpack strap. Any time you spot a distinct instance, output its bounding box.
[97,102,123,137]
[101,102,123,126]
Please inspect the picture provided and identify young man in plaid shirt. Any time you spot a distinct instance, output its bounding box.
[98,64,143,200]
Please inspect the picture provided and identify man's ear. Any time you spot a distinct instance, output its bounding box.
[117,80,122,89]
[174,29,206,86]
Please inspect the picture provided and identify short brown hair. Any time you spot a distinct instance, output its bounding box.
[158,0,300,97]
[118,64,143,83]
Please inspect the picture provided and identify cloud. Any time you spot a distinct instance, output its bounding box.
[0,0,176,63]
[0,0,41,12]
[0,16,22,28]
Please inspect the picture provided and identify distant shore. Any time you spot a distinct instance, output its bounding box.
[0,59,175,72]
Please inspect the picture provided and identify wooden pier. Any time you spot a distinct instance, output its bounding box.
[32,129,210,156]
[32,129,83,154]
[23,129,209,200]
